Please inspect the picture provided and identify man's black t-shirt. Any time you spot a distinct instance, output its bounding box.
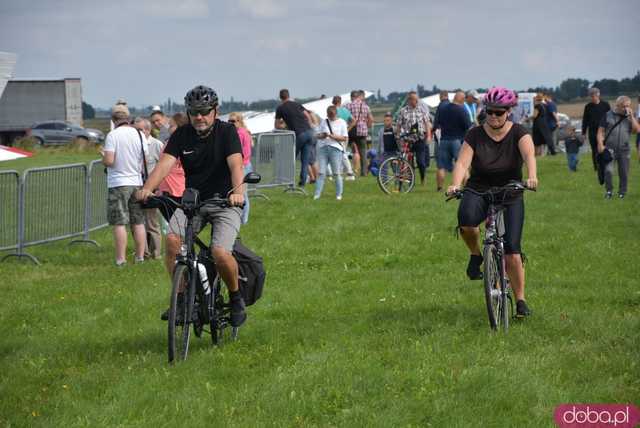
[582,101,611,134]
[465,124,529,192]
[164,120,242,200]
[275,100,310,136]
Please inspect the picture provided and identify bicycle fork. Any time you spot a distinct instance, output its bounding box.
[497,243,513,326]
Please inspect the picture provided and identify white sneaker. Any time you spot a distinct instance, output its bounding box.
[336,195,342,200]
[313,195,320,200]
[346,175,356,181]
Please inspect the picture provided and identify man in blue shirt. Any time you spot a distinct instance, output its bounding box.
[433,91,472,191]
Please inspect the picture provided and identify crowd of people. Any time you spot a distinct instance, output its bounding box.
[101,83,639,324]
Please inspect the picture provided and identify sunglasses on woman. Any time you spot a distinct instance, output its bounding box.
[228,119,236,123]
[486,109,508,117]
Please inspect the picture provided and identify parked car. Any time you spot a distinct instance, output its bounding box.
[29,120,105,145]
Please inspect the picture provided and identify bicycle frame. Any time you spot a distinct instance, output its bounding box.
[177,210,200,332]
[483,203,511,325]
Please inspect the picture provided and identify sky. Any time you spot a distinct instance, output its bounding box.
[1,0,638,108]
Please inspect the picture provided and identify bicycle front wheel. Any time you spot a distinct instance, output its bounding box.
[377,157,415,194]
[483,244,501,330]
[209,277,220,345]
[168,263,192,363]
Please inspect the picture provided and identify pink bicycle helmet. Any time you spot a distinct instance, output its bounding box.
[483,87,517,108]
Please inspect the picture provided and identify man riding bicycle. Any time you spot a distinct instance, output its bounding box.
[447,87,538,318]
[136,85,248,327]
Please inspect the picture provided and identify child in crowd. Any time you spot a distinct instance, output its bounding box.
[376,112,400,179]
[564,126,582,172]
[377,112,400,160]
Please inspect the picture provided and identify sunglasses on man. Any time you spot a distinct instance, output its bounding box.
[188,107,214,117]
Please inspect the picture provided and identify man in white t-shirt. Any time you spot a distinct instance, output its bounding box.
[102,104,147,266]
[314,105,348,200]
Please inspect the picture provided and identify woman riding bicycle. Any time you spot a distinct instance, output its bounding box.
[447,87,538,318]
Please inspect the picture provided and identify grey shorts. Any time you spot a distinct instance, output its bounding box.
[107,186,144,225]
[168,206,242,252]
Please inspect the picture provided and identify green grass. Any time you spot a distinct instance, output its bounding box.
[1,153,639,427]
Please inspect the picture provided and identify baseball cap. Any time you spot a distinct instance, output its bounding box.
[467,90,479,99]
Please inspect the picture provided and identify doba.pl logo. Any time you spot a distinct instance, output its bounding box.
[554,404,640,427]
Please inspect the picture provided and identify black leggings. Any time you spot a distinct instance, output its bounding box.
[457,193,524,254]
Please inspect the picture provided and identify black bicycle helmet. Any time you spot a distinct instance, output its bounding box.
[184,85,219,110]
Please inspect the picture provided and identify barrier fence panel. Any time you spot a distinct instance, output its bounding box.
[370,123,384,144]
[0,170,19,251]
[22,164,87,247]
[87,159,108,231]
[1,160,112,265]
[254,132,299,192]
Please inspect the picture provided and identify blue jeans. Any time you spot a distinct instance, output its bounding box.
[315,145,343,198]
[566,153,579,172]
[296,130,315,186]
[242,163,252,224]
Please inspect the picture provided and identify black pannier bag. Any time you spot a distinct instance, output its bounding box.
[232,240,266,306]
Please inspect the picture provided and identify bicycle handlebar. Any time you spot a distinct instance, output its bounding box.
[445,182,535,202]
[143,194,243,211]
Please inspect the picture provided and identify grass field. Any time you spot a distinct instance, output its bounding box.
[1,151,639,427]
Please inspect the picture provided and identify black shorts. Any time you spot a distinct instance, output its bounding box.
[457,192,524,254]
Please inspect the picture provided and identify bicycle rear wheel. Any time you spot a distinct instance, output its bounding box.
[168,263,192,363]
[377,157,415,194]
[483,244,501,330]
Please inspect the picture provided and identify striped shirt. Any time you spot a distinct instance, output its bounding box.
[345,100,371,137]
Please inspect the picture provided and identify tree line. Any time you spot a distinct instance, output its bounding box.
[84,71,640,118]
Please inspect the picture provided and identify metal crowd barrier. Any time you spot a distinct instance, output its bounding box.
[252,131,303,197]
[1,160,108,265]
[86,159,108,233]
[0,170,20,252]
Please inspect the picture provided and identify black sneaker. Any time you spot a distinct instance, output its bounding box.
[230,292,247,327]
[605,191,613,199]
[618,193,625,199]
[515,300,531,318]
[466,254,483,280]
